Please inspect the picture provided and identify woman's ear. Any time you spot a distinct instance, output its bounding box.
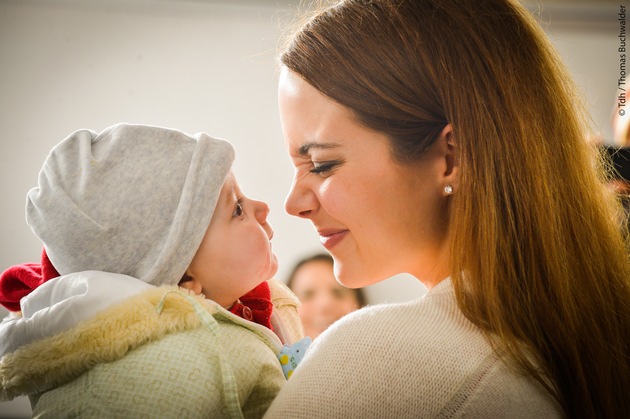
[178,273,203,295]
[439,124,459,194]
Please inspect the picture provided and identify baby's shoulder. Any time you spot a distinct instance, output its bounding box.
[267,279,304,344]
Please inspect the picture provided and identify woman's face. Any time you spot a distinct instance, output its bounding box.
[184,172,278,307]
[291,260,361,339]
[278,68,452,288]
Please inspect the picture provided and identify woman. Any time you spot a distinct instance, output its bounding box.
[287,253,366,339]
[266,0,630,418]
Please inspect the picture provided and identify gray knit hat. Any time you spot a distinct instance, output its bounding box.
[26,123,235,286]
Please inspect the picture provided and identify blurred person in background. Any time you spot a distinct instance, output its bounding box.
[287,253,366,339]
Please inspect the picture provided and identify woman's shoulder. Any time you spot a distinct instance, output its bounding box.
[298,279,494,390]
[265,279,561,418]
[321,278,476,343]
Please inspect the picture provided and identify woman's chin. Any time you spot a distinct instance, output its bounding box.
[336,265,393,289]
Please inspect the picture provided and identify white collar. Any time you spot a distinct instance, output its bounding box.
[0,271,152,357]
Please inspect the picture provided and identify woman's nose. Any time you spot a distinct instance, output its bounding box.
[285,176,316,218]
[314,292,336,311]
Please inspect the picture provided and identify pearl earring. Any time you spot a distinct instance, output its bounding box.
[444,185,453,194]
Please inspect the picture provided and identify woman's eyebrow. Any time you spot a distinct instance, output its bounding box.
[298,142,340,156]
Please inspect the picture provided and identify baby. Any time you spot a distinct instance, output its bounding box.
[0,123,305,418]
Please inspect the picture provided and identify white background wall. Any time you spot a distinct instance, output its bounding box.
[0,0,624,416]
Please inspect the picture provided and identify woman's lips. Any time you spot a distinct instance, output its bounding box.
[318,229,348,249]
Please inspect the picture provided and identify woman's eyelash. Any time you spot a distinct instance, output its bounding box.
[310,160,340,174]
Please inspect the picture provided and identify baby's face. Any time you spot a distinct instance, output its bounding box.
[184,172,278,307]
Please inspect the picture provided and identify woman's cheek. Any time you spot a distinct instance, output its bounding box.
[319,180,346,216]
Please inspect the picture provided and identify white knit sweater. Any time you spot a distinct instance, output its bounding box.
[264,278,563,418]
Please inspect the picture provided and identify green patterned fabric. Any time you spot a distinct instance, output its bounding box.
[16,286,296,419]
[32,325,285,418]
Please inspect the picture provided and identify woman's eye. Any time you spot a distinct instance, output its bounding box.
[310,161,339,175]
[233,201,244,218]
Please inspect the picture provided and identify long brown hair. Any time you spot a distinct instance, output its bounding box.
[280,0,630,417]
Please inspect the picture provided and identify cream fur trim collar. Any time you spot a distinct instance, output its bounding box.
[0,287,253,400]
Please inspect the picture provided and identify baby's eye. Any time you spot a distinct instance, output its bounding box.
[233,200,244,218]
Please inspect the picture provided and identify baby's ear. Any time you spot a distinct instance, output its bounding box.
[178,274,203,295]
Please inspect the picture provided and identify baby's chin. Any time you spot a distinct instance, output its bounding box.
[260,253,279,281]
[267,254,279,279]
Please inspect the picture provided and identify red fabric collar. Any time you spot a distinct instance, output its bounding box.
[0,249,60,312]
[228,281,273,330]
